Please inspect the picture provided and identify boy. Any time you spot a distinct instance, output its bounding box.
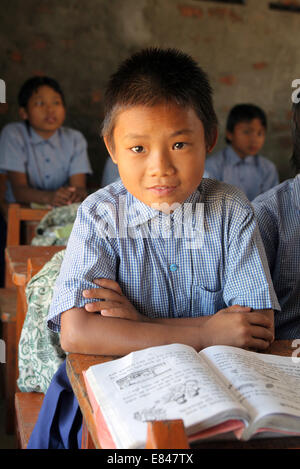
[205,104,279,201]
[253,99,300,339]
[0,76,92,206]
[28,48,278,448]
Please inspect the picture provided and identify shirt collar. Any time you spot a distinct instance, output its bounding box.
[126,184,203,227]
[226,145,258,166]
[292,173,300,209]
[29,125,60,148]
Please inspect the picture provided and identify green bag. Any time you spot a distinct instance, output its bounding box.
[17,249,66,393]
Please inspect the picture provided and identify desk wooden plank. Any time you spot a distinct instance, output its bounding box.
[67,354,117,449]
[5,245,65,286]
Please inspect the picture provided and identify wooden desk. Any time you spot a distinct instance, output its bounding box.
[66,340,300,449]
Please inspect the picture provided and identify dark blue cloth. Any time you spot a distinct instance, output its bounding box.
[27,360,83,449]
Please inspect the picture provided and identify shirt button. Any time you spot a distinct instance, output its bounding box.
[169,264,178,272]
[45,175,50,179]
[45,158,50,163]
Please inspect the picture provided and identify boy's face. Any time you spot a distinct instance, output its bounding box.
[105,103,215,210]
[19,85,66,139]
[226,118,266,159]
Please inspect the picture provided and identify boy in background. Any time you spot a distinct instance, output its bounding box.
[253,99,300,339]
[205,104,279,201]
[0,76,92,207]
[28,48,278,448]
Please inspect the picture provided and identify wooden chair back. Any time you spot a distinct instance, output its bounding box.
[6,203,49,247]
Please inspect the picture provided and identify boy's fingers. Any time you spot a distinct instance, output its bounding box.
[85,300,121,312]
[83,288,122,301]
[246,312,272,329]
[249,325,274,342]
[219,305,252,314]
[93,278,123,295]
[101,308,128,319]
[246,337,271,351]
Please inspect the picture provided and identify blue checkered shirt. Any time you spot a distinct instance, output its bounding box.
[253,174,300,339]
[0,122,92,202]
[205,145,279,201]
[48,178,279,332]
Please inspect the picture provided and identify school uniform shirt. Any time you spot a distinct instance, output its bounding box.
[0,122,92,202]
[252,174,300,339]
[48,178,279,332]
[205,145,279,201]
[101,157,120,187]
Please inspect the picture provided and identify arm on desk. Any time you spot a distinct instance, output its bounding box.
[8,171,86,207]
[60,302,274,356]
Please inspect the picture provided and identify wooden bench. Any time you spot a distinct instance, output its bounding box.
[15,392,44,449]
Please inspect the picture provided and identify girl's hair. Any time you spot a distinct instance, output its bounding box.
[291,100,300,173]
[18,76,65,108]
[101,47,218,149]
[225,104,267,143]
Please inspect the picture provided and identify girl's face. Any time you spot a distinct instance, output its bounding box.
[20,85,66,139]
[226,118,266,159]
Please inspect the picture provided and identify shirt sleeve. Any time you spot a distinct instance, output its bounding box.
[205,152,223,181]
[223,201,280,311]
[47,197,118,332]
[261,160,279,193]
[101,158,120,187]
[252,198,279,274]
[0,124,27,173]
[68,130,93,176]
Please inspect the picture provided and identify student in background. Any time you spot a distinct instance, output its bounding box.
[205,104,279,201]
[252,99,300,339]
[0,76,92,207]
[101,156,120,187]
[28,48,278,449]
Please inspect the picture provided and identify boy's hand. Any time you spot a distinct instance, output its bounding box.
[202,305,274,351]
[51,187,75,207]
[83,278,147,322]
[65,186,87,204]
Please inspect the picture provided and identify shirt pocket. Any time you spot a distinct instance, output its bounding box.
[191,285,225,316]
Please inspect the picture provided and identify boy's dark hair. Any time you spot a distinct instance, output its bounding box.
[102,47,218,149]
[291,100,300,173]
[225,104,267,144]
[18,76,65,108]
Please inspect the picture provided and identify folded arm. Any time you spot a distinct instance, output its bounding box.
[8,171,87,206]
[60,306,203,356]
[60,279,274,356]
